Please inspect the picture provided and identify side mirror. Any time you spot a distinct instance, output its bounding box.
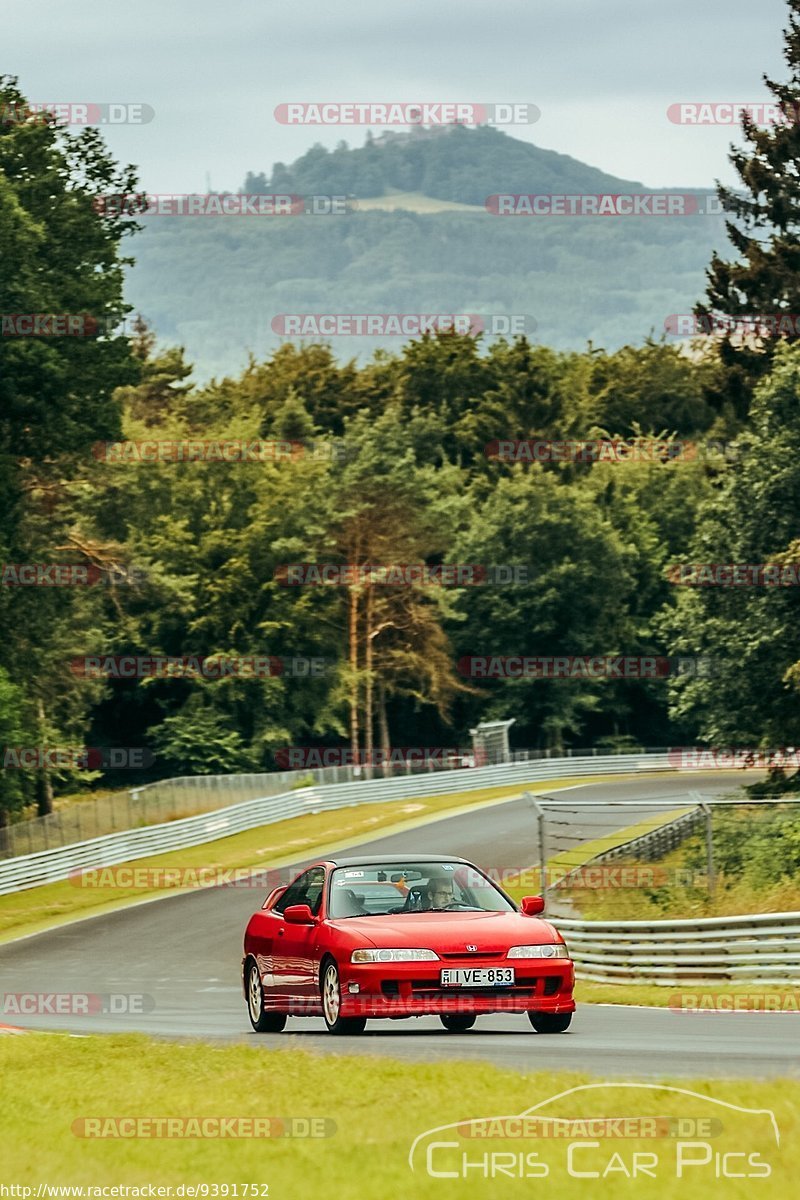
[521,895,545,916]
[283,903,315,925]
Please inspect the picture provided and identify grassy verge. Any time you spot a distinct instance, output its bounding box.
[500,807,691,905]
[572,812,800,921]
[0,774,622,946]
[0,1034,794,1198]
[575,979,800,1008]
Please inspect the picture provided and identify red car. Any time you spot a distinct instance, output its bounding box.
[242,854,575,1035]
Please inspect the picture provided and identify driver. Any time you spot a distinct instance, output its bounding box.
[422,876,455,910]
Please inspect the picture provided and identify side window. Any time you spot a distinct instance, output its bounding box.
[304,867,326,915]
[273,868,313,914]
[273,866,326,915]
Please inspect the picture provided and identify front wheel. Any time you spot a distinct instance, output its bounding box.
[440,1014,476,1032]
[321,961,366,1035]
[528,1011,572,1034]
[246,960,287,1033]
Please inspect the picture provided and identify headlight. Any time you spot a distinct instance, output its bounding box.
[507,944,570,959]
[350,948,440,963]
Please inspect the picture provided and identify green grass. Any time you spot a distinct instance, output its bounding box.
[0,774,625,945]
[500,807,692,905]
[571,809,800,922]
[0,1035,795,1198]
[575,979,800,1007]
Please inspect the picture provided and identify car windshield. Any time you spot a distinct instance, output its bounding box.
[327,862,516,918]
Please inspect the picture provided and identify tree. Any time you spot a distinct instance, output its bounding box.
[0,76,140,815]
[149,696,256,775]
[0,76,140,466]
[0,667,31,835]
[664,342,800,744]
[697,0,800,416]
[450,466,645,750]
[319,406,467,764]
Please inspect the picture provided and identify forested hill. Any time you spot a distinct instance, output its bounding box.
[124,127,725,379]
[243,124,646,207]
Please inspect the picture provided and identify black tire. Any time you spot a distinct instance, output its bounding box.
[440,1014,476,1032]
[527,1011,572,1034]
[320,960,367,1035]
[246,958,287,1033]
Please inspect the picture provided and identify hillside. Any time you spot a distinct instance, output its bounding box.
[243,124,646,205]
[124,128,726,379]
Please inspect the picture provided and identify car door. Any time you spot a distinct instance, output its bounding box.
[271,865,326,1006]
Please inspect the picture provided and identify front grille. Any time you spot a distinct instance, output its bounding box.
[440,951,504,960]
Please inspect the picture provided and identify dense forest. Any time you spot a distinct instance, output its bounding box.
[4,0,800,824]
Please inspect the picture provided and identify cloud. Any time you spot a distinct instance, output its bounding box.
[3,0,789,189]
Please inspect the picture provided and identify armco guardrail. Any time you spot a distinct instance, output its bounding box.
[0,752,673,895]
[590,806,707,864]
[0,746,672,859]
[559,912,800,986]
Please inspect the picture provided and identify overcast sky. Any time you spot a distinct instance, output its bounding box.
[4,0,790,191]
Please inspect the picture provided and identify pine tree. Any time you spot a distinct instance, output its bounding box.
[697,0,800,415]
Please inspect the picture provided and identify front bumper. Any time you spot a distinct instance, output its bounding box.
[337,957,575,1019]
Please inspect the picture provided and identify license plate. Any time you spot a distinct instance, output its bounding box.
[440,968,515,987]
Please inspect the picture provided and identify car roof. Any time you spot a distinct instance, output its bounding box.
[324,854,472,868]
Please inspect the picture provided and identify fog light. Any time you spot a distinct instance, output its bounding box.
[348,982,360,994]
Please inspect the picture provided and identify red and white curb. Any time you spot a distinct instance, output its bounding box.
[0,1022,28,1034]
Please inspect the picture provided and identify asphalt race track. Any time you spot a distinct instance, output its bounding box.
[2,772,797,1079]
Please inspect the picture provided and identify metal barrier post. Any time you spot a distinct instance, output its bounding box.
[524,792,548,900]
[700,800,715,898]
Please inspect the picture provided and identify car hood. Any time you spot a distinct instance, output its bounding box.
[329,911,565,950]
